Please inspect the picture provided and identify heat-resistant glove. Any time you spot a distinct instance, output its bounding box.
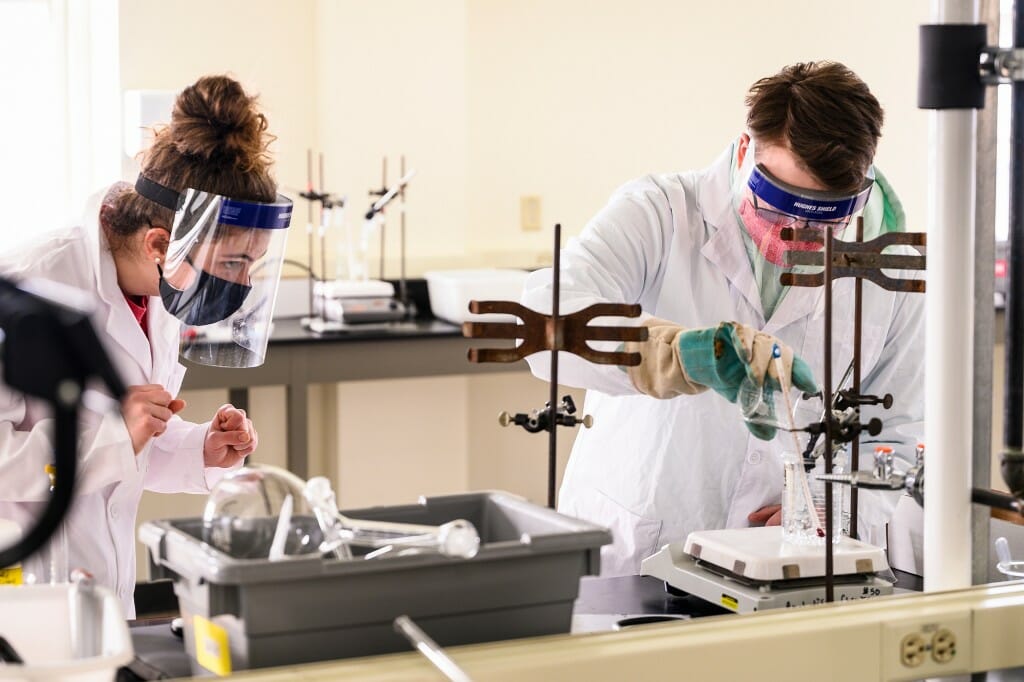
[626,320,818,440]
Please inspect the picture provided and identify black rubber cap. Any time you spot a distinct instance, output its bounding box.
[919,24,988,109]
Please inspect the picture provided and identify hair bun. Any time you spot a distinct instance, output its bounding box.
[168,75,271,174]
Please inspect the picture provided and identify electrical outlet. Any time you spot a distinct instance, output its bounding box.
[882,614,970,680]
[520,196,542,232]
[932,628,957,664]
[900,633,926,667]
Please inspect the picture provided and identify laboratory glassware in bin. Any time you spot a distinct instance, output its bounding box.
[140,491,611,674]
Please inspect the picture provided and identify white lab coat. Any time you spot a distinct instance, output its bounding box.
[0,193,223,617]
[523,145,925,576]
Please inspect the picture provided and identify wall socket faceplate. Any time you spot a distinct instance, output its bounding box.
[882,613,971,680]
[520,195,542,232]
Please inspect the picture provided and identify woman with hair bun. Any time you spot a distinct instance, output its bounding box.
[0,75,294,616]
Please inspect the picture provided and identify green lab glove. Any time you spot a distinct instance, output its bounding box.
[677,322,819,440]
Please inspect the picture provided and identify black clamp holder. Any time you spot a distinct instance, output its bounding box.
[803,413,883,444]
[834,390,893,412]
[498,395,593,434]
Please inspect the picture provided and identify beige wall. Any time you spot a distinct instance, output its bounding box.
[464,1,930,257]
[121,1,935,577]
[123,1,931,272]
[314,0,470,277]
[118,0,318,266]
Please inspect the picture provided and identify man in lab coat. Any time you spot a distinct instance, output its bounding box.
[523,61,923,576]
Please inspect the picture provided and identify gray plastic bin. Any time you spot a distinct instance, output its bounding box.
[139,491,611,673]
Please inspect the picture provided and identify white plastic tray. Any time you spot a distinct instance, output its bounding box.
[424,269,529,324]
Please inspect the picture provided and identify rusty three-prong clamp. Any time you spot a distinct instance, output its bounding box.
[462,301,648,365]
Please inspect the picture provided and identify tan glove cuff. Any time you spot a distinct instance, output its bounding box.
[626,317,708,398]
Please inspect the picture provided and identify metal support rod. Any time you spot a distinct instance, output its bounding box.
[393,615,472,682]
[972,0,999,586]
[850,217,864,540]
[306,149,314,317]
[924,0,978,592]
[319,153,327,289]
[380,158,387,280]
[973,487,1023,513]
[824,226,835,603]
[1006,0,1024,458]
[400,155,408,307]
[548,224,562,509]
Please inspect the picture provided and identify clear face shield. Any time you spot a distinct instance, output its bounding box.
[735,146,874,266]
[135,176,293,368]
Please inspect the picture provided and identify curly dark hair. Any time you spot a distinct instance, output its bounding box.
[103,75,277,251]
[745,62,883,194]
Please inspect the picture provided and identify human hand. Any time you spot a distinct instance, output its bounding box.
[121,384,186,454]
[748,504,782,527]
[676,322,818,440]
[203,404,257,468]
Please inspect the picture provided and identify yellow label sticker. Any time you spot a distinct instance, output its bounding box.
[0,566,22,585]
[193,615,232,676]
[720,594,739,611]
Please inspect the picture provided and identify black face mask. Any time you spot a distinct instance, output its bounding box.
[158,263,252,326]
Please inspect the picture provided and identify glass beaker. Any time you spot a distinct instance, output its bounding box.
[738,376,822,443]
[782,454,844,545]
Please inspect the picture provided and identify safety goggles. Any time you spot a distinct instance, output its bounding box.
[746,163,873,230]
[135,175,293,368]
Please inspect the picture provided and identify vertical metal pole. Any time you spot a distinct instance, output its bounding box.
[548,224,562,509]
[380,157,388,280]
[924,0,978,593]
[973,0,1000,585]
[1005,0,1024,480]
[306,149,314,317]
[319,153,327,289]
[824,226,835,603]
[850,217,864,540]
[400,155,408,306]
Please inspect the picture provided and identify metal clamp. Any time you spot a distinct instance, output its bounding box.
[463,300,647,365]
[781,229,926,293]
[835,390,893,411]
[980,47,1024,85]
[817,461,925,507]
[498,395,593,433]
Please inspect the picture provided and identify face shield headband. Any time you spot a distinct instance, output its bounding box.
[135,174,293,368]
[747,164,874,224]
[134,175,292,231]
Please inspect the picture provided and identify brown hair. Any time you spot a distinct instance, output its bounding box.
[745,62,883,194]
[103,75,276,252]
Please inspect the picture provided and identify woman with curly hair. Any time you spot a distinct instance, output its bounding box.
[0,75,293,616]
